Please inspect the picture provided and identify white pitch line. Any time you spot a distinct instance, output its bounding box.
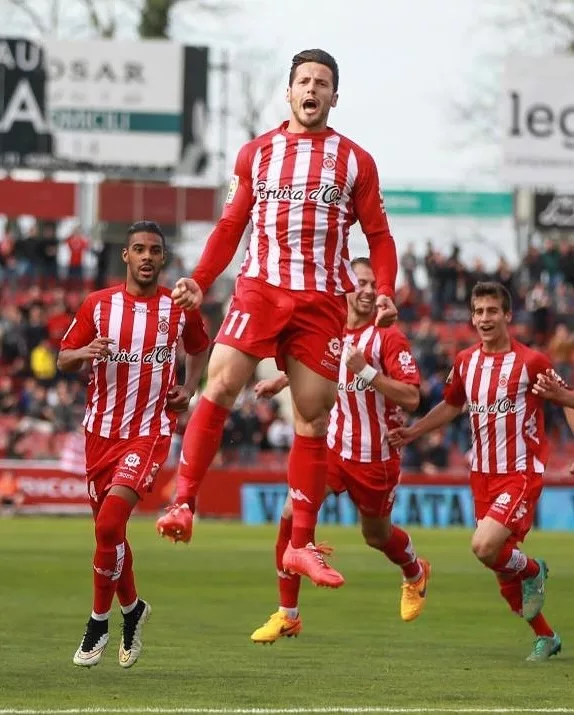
[1,708,574,715]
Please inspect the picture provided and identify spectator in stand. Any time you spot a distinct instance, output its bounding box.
[49,381,77,433]
[92,237,112,290]
[66,225,90,288]
[30,338,58,385]
[0,376,18,414]
[17,383,53,434]
[541,238,560,292]
[13,225,39,285]
[23,306,48,357]
[46,299,73,350]
[0,224,17,287]
[400,242,418,290]
[547,324,574,382]
[526,282,553,344]
[420,431,449,475]
[38,223,59,287]
[523,245,544,287]
[266,413,294,452]
[411,316,440,376]
[0,306,27,376]
[557,240,574,289]
[495,257,517,306]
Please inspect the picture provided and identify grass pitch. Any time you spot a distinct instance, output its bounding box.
[0,519,573,713]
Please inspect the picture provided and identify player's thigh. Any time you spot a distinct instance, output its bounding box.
[286,356,337,435]
[109,436,171,501]
[280,291,347,384]
[203,342,260,407]
[483,473,542,542]
[215,278,291,360]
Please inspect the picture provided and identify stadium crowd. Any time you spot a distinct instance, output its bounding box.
[1,219,574,475]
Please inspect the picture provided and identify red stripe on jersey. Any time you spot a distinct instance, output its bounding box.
[301,137,326,291]
[470,351,485,473]
[109,299,135,439]
[91,298,111,436]
[325,141,351,294]
[485,357,503,473]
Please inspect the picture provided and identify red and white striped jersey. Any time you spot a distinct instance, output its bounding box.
[61,285,209,440]
[444,340,552,475]
[193,122,397,298]
[327,322,420,462]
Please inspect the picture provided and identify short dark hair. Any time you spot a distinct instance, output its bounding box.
[471,281,512,313]
[126,220,166,250]
[289,49,339,92]
[350,257,372,270]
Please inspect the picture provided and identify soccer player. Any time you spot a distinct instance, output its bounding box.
[389,281,561,662]
[249,257,430,644]
[156,49,398,588]
[58,221,210,668]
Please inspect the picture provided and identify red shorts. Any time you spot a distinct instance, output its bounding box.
[327,451,401,518]
[85,431,171,508]
[470,471,543,542]
[216,277,347,381]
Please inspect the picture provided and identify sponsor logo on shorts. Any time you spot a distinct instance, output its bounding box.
[124,453,141,469]
[327,338,342,358]
[495,492,512,506]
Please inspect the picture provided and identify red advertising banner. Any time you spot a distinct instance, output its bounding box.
[3,460,574,518]
[0,460,176,514]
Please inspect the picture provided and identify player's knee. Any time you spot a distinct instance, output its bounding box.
[362,528,389,551]
[95,514,124,547]
[204,370,244,408]
[471,536,497,565]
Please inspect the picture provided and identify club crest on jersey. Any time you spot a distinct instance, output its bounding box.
[322,153,336,170]
[158,316,170,335]
[499,374,509,388]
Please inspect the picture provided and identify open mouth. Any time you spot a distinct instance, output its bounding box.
[140,265,154,277]
[480,325,494,334]
[302,98,318,112]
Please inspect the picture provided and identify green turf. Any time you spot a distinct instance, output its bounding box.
[0,518,572,713]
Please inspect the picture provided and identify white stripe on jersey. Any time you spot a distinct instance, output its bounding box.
[313,135,341,291]
[100,291,124,438]
[118,301,147,438]
[288,139,312,290]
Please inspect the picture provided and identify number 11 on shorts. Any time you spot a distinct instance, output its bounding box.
[224,310,251,339]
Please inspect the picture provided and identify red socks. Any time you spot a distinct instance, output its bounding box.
[497,575,523,615]
[288,434,327,548]
[92,494,133,617]
[380,525,421,580]
[528,613,554,637]
[116,539,137,609]
[276,516,301,608]
[490,541,540,579]
[176,397,230,506]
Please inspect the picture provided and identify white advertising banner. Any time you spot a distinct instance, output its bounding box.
[501,55,574,188]
[0,37,209,177]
